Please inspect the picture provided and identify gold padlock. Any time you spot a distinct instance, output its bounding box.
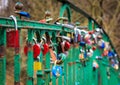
[34,61,42,71]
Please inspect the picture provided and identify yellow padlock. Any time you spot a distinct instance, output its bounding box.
[34,61,42,71]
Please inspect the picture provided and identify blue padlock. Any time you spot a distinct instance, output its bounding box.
[79,41,86,46]
[108,51,114,58]
[100,42,105,49]
[84,52,87,58]
[52,65,62,77]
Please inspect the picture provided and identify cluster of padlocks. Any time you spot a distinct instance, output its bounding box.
[74,26,119,70]
[5,2,119,79]
[6,12,119,78]
[20,17,119,78]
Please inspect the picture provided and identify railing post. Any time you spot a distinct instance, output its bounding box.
[26,29,34,85]
[37,50,44,85]
[51,32,56,85]
[0,28,6,85]
[88,19,93,30]
[44,52,51,85]
[14,30,21,85]
[37,71,44,85]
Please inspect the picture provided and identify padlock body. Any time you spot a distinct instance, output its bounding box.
[7,30,19,48]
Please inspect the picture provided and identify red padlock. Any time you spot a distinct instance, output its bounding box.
[24,45,28,56]
[24,44,40,58]
[39,19,46,23]
[42,43,49,56]
[77,34,81,42]
[88,30,94,34]
[102,49,108,56]
[33,44,40,58]
[92,46,96,51]
[7,30,19,48]
[64,41,70,51]
[7,15,19,48]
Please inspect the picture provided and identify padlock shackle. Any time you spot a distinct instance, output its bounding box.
[54,60,57,66]
[26,37,37,44]
[10,15,17,30]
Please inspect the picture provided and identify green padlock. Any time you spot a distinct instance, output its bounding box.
[58,53,67,62]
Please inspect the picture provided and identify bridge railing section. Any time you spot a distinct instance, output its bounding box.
[0,1,120,85]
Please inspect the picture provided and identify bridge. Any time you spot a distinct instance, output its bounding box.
[0,0,120,85]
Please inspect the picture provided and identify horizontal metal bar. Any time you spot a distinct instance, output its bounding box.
[0,17,73,32]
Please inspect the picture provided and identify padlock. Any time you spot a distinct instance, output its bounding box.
[79,41,86,47]
[110,59,115,65]
[77,34,81,42]
[7,15,19,48]
[24,45,28,56]
[24,44,40,58]
[98,40,105,49]
[88,30,94,34]
[42,43,49,56]
[84,34,92,45]
[97,35,102,39]
[52,61,62,77]
[92,46,96,51]
[39,19,46,23]
[79,53,84,59]
[58,53,66,62]
[113,64,119,70]
[93,61,99,69]
[108,51,114,58]
[52,65,62,77]
[87,49,93,57]
[64,41,71,51]
[102,49,108,56]
[33,44,41,58]
[23,38,40,58]
[34,61,42,71]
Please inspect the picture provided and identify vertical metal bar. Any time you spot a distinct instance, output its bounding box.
[51,32,56,85]
[45,52,51,85]
[37,51,44,85]
[74,48,78,85]
[14,30,21,85]
[14,54,21,85]
[0,28,6,85]
[92,22,99,85]
[58,76,62,85]
[88,19,92,31]
[63,60,67,85]
[37,71,44,85]
[26,29,34,85]
[52,73,56,85]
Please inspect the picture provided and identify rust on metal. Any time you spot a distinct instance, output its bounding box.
[15,47,20,54]
[68,62,76,66]
[27,42,33,51]
[0,45,5,58]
